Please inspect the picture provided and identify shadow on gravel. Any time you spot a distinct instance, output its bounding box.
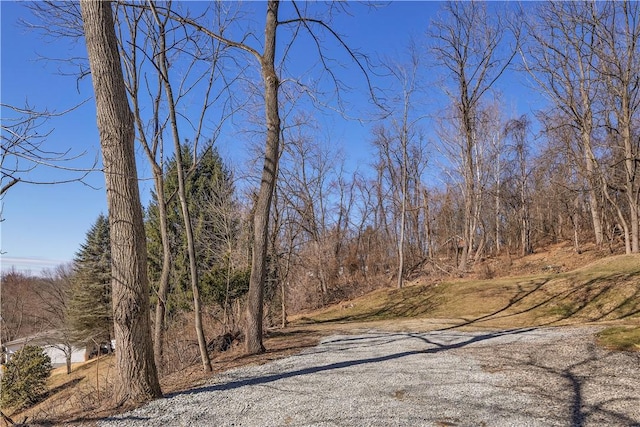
[523,343,640,427]
[474,335,640,427]
[108,327,640,426]
[166,327,536,399]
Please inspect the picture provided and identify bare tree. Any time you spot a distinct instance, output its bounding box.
[1,102,93,205]
[116,0,241,370]
[146,1,213,372]
[164,0,281,354]
[522,1,605,248]
[34,264,76,374]
[595,0,640,253]
[540,119,593,254]
[279,125,337,298]
[0,269,46,344]
[484,100,508,255]
[79,0,161,405]
[430,1,517,271]
[383,46,424,288]
[505,116,534,256]
[127,0,376,354]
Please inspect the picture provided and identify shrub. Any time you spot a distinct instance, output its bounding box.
[1,345,52,409]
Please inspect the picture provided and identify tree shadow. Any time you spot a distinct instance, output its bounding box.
[105,326,640,426]
[438,272,640,330]
[436,278,552,330]
[160,327,536,398]
[299,283,447,324]
[477,338,640,427]
[44,377,84,399]
[302,267,640,330]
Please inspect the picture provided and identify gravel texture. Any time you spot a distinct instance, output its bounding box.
[99,326,640,427]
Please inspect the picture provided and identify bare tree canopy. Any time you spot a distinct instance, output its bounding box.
[1,102,94,197]
[430,1,518,270]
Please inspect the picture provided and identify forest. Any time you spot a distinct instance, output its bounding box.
[2,0,640,409]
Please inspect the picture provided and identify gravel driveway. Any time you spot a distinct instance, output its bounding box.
[100,326,640,427]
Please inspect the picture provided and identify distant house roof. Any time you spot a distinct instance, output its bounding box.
[2,331,88,368]
[3,330,63,349]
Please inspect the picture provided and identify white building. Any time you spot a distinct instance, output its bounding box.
[1,331,86,368]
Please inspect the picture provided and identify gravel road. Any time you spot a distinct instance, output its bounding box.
[100,326,640,427]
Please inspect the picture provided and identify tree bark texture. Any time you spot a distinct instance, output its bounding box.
[80,0,162,405]
[245,0,280,355]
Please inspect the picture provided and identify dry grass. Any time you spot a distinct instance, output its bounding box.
[294,253,640,330]
[5,243,640,426]
[1,355,118,426]
[596,326,640,351]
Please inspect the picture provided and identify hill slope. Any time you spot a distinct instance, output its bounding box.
[295,253,640,330]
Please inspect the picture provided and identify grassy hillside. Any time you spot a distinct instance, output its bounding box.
[294,254,640,330]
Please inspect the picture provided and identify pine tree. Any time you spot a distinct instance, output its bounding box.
[66,214,113,346]
[0,345,52,409]
[146,144,242,312]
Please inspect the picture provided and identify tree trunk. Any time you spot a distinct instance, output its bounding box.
[152,173,172,372]
[175,152,211,371]
[397,135,407,289]
[156,20,212,372]
[281,279,287,329]
[65,349,72,375]
[459,108,476,272]
[422,188,434,260]
[621,111,639,253]
[122,10,172,371]
[572,198,582,254]
[80,0,162,405]
[603,179,632,254]
[583,131,604,246]
[245,0,280,355]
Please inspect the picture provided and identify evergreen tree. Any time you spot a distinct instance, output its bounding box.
[66,214,113,346]
[0,345,52,409]
[146,144,244,312]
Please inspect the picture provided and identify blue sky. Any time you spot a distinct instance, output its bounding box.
[1,1,538,275]
[1,1,105,274]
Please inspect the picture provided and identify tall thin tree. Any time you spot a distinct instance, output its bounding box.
[430,2,517,271]
[149,0,376,353]
[521,1,605,247]
[79,0,162,405]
